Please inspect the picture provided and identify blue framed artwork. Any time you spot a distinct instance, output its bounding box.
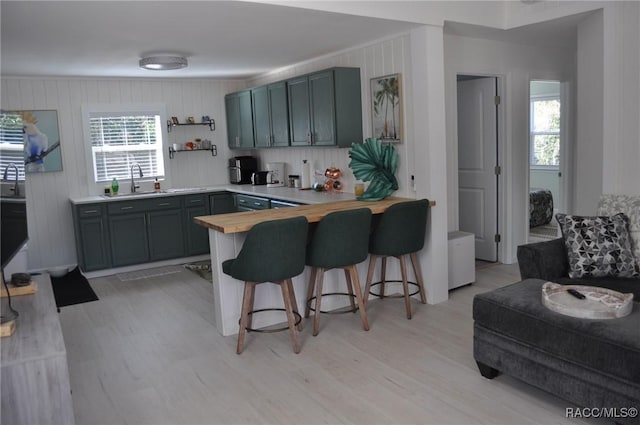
[20,110,62,173]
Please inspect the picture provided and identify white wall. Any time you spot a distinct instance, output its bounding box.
[601,2,640,196]
[574,11,604,215]
[1,78,243,271]
[443,34,575,263]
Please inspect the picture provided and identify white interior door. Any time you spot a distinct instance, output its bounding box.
[457,77,498,262]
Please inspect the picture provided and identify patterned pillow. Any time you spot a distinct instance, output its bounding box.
[556,213,639,278]
[597,194,640,261]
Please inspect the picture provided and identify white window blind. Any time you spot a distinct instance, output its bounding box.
[89,112,164,183]
[0,112,26,181]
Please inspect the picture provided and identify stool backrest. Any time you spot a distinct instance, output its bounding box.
[306,208,372,268]
[230,216,309,283]
[370,199,430,256]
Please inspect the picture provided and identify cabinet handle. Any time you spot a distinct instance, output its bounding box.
[307,132,311,145]
[235,136,240,147]
[157,202,171,207]
[189,199,202,204]
[120,206,133,210]
[253,202,262,206]
[83,209,98,214]
[238,199,247,204]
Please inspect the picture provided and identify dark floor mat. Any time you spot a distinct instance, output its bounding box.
[50,266,98,308]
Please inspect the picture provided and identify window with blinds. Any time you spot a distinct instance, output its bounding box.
[0,112,26,181]
[89,112,165,183]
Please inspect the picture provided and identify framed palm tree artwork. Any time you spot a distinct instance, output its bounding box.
[370,73,402,143]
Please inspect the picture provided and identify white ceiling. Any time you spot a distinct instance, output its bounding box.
[1,1,589,80]
[0,1,420,79]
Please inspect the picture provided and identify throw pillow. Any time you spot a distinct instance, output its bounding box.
[556,213,639,278]
[597,194,640,261]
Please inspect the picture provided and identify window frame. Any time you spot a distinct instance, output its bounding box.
[529,94,561,170]
[0,111,27,181]
[82,103,170,195]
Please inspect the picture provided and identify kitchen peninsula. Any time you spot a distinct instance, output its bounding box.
[195,196,436,336]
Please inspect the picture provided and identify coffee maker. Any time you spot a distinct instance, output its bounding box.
[228,156,257,184]
[266,162,285,187]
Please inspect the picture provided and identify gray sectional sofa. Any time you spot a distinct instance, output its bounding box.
[517,237,640,300]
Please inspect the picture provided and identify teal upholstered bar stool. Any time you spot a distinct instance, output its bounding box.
[304,208,372,336]
[364,199,430,319]
[222,216,308,354]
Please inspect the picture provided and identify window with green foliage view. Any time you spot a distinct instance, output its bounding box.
[530,96,560,168]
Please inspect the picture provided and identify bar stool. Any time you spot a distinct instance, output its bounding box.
[364,199,430,319]
[305,208,372,336]
[222,216,308,354]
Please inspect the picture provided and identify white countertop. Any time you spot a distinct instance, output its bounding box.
[69,184,357,205]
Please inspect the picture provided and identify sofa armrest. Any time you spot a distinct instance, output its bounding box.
[517,238,569,281]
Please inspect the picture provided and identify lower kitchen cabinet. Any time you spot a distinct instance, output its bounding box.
[108,213,149,267]
[210,192,235,214]
[72,191,241,272]
[72,203,110,272]
[148,209,184,261]
[184,194,210,256]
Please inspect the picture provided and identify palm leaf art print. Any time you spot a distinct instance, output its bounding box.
[348,138,399,201]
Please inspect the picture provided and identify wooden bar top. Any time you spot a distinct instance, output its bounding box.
[195,197,435,234]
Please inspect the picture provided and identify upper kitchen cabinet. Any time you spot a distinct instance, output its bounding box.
[225,90,255,149]
[252,82,290,148]
[288,67,363,148]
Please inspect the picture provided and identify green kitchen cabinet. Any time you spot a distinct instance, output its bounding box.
[148,208,185,261]
[184,194,210,256]
[72,203,110,272]
[287,67,362,148]
[225,90,255,149]
[252,82,290,148]
[108,212,149,267]
[210,191,236,214]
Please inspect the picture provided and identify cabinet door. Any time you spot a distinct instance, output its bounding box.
[78,217,110,271]
[309,71,336,146]
[268,81,290,147]
[238,90,255,148]
[225,90,254,149]
[147,209,184,261]
[210,192,236,214]
[109,213,149,267]
[184,194,210,256]
[287,76,311,146]
[252,85,271,148]
[225,94,241,148]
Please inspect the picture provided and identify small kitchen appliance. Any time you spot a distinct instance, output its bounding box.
[266,162,285,187]
[228,156,257,184]
[251,171,269,185]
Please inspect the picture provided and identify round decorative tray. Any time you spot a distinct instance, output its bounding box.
[541,282,634,319]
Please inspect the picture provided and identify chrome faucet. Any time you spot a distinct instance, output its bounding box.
[2,163,19,197]
[130,163,143,193]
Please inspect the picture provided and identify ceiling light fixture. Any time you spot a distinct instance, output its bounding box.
[139,55,188,71]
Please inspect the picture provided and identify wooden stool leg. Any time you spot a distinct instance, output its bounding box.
[343,268,356,311]
[286,278,303,331]
[348,265,370,331]
[280,279,300,354]
[237,282,255,354]
[410,252,427,304]
[247,281,257,329]
[380,256,387,298]
[399,255,412,320]
[313,268,325,336]
[364,255,378,308]
[305,267,318,318]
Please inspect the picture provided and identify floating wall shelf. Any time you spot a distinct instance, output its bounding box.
[167,119,215,133]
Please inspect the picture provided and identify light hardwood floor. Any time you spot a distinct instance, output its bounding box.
[59,263,599,425]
